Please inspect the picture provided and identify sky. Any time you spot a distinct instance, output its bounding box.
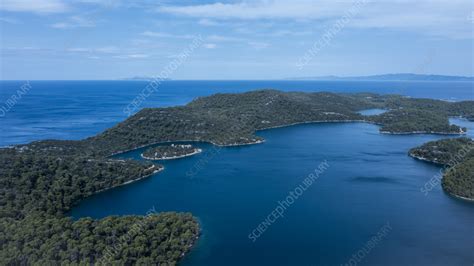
[0,0,473,80]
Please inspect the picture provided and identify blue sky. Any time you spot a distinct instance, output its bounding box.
[0,0,473,80]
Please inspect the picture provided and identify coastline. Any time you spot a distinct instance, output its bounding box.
[94,164,164,194]
[216,139,265,147]
[109,118,467,157]
[381,130,466,135]
[408,153,447,166]
[141,148,203,160]
[409,153,474,202]
[257,119,369,131]
[448,192,474,202]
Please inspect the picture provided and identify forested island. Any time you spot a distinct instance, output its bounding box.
[0,149,199,264]
[409,138,474,200]
[142,144,202,160]
[1,89,473,264]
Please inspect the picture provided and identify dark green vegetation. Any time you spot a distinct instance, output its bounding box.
[409,137,474,166]
[409,138,474,200]
[1,90,473,263]
[21,90,470,157]
[142,144,201,160]
[0,149,199,264]
[95,91,470,154]
[443,158,474,200]
[1,212,198,265]
[367,97,472,134]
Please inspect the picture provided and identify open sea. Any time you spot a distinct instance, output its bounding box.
[1,80,473,265]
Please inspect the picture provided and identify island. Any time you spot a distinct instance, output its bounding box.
[409,138,474,200]
[0,150,199,264]
[142,144,202,160]
[287,73,474,82]
[1,89,473,264]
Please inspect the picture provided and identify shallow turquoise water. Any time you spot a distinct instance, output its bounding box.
[71,122,474,266]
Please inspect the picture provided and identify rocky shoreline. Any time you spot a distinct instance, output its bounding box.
[141,148,203,160]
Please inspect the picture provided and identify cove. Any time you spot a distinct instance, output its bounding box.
[70,122,474,265]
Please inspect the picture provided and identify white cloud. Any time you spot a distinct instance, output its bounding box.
[158,0,351,20]
[203,43,217,49]
[51,15,95,29]
[95,46,120,54]
[157,0,473,39]
[113,54,149,59]
[77,0,121,8]
[248,41,270,49]
[269,30,312,37]
[141,31,195,39]
[66,47,90,52]
[127,54,149,58]
[207,34,246,42]
[51,22,69,29]
[198,18,219,26]
[0,0,68,13]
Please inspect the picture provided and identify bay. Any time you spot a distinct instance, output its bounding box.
[1,80,473,265]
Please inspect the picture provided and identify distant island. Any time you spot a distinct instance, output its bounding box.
[1,89,473,264]
[142,144,202,160]
[409,138,474,200]
[287,73,474,82]
[121,76,171,81]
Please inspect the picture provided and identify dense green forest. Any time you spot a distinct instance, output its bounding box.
[409,138,474,200]
[370,109,465,134]
[443,158,474,199]
[142,144,201,160]
[14,90,473,158]
[87,91,472,155]
[2,90,473,263]
[0,149,199,264]
[1,212,198,265]
[409,137,474,165]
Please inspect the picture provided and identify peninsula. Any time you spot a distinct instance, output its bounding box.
[142,144,202,160]
[409,138,474,200]
[1,90,473,264]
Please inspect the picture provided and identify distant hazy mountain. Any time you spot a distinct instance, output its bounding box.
[121,76,171,81]
[287,73,474,81]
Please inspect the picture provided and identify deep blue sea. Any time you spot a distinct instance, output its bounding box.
[1,80,473,146]
[1,80,473,265]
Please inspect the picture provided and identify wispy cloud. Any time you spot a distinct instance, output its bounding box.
[141,31,195,39]
[198,18,219,26]
[66,47,90,53]
[203,43,217,49]
[248,41,270,49]
[207,34,246,42]
[65,46,153,60]
[51,15,95,29]
[0,0,68,14]
[95,46,120,54]
[269,30,312,37]
[77,0,121,8]
[66,46,120,55]
[113,54,149,59]
[0,16,20,24]
[157,0,353,20]
[157,0,473,39]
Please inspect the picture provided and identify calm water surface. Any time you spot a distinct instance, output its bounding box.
[1,81,473,265]
[71,122,474,265]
